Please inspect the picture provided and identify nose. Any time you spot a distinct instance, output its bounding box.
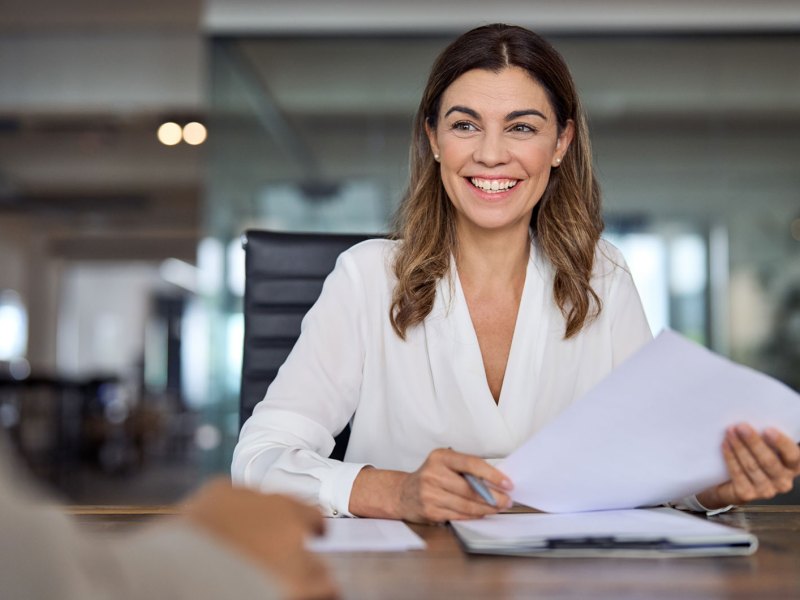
[472,130,511,167]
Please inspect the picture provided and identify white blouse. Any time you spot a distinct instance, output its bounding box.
[232,238,654,517]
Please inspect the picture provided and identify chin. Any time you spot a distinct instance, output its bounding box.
[460,216,529,236]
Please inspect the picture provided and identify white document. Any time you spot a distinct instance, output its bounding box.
[451,508,758,557]
[307,518,426,552]
[500,329,800,513]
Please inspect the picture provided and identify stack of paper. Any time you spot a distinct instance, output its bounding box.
[451,508,757,557]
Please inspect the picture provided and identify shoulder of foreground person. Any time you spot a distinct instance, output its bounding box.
[109,519,283,600]
[0,449,280,600]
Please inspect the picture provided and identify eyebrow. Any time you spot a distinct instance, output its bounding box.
[444,105,548,121]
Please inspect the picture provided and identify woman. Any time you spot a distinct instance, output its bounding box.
[233,24,800,523]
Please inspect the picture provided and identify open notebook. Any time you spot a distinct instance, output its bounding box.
[450,508,757,558]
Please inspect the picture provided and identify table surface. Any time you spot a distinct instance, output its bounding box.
[69,504,800,599]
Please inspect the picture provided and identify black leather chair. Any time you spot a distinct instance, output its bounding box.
[240,230,378,461]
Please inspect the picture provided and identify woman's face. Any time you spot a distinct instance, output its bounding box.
[426,67,573,239]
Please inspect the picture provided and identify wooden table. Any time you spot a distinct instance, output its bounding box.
[69,505,800,599]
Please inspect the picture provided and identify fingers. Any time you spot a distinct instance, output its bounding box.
[430,449,513,508]
[292,502,326,536]
[416,464,505,517]
[401,480,496,524]
[183,486,339,598]
[723,424,799,502]
[420,486,503,522]
[399,448,516,523]
[727,425,777,496]
[720,437,757,504]
[438,449,514,492]
[238,490,325,537]
[764,428,800,473]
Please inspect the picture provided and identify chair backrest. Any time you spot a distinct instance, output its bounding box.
[240,229,378,460]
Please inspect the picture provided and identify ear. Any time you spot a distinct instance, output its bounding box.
[552,119,575,167]
[425,121,440,159]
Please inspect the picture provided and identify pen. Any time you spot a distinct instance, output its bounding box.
[463,473,498,507]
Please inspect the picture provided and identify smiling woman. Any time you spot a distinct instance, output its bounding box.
[232,24,800,525]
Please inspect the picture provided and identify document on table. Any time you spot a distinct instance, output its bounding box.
[307,518,426,552]
[451,507,758,557]
[499,329,800,513]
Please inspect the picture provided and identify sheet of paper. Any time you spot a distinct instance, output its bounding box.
[499,329,800,513]
[306,518,426,552]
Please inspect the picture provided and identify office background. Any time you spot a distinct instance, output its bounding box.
[0,0,798,503]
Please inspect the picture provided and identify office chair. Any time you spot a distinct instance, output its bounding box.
[240,229,378,461]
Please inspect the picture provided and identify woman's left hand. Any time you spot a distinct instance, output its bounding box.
[696,423,800,509]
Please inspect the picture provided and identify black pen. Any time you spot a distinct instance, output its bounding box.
[463,473,498,507]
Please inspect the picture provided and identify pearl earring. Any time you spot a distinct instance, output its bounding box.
[434,153,440,161]
[555,157,562,164]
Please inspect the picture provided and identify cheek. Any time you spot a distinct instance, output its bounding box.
[520,143,558,172]
[438,130,480,158]
[438,140,470,167]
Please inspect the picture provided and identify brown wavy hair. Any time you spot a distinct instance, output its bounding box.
[390,23,603,340]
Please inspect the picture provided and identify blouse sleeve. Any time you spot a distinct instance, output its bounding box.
[232,249,371,517]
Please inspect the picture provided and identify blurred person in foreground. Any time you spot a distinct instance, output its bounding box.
[0,434,338,600]
[233,24,800,523]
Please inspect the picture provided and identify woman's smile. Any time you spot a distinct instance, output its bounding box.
[468,177,519,193]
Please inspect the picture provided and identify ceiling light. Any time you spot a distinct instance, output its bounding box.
[183,121,207,145]
[157,122,182,146]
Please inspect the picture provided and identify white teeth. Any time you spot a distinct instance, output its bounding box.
[469,178,519,192]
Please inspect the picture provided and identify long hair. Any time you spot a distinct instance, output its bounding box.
[390,24,603,339]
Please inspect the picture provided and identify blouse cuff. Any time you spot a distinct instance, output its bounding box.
[318,462,370,517]
[670,494,734,516]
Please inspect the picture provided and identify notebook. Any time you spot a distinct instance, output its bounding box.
[450,507,757,558]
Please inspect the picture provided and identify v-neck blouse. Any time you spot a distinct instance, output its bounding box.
[232,239,653,517]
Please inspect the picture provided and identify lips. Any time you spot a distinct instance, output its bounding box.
[468,177,519,193]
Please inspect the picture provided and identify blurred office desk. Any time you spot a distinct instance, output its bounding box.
[69,505,800,599]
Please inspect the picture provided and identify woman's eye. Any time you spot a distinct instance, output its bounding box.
[452,121,477,132]
[510,123,536,134]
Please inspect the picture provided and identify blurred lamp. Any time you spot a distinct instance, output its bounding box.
[157,122,182,146]
[182,122,207,145]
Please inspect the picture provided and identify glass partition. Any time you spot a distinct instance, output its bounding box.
[201,34,800,504]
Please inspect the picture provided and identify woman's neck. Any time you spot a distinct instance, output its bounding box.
[454,224,531,291]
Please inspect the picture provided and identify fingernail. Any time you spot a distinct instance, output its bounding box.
[501,478,513,490]
[736,424,751,436]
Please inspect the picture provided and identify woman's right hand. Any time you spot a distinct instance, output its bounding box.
[396,448,513,523]
[350,448,514,523]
